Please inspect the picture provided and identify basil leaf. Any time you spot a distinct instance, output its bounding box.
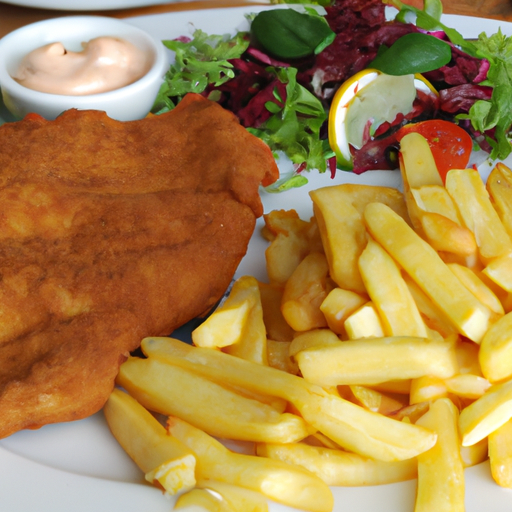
[369,33,451,75]
[251,9,335,60]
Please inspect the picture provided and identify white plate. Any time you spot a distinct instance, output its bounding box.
[1,5,512,512]
[1,0,189,10]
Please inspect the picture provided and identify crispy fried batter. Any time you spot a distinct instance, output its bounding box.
[0,93,278,438]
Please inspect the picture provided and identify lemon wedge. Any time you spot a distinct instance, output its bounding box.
[328,69,438,170]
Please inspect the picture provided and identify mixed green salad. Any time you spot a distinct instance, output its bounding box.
[152,0,512,191]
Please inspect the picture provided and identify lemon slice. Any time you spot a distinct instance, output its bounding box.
[328,69,438,170]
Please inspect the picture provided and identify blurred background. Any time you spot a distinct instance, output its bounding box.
[1,0,512,39]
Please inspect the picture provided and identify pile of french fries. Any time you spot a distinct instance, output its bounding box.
[104,130,512,512]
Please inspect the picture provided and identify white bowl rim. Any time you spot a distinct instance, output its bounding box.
[0,15,168,103]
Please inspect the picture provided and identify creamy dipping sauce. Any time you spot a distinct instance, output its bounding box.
[13,36,151,96]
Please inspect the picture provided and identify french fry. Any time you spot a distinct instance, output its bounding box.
[445,374,491,400]
[192,275,267,364]
[294,334,458,386]
[415,398,465,512]
[347,385,405,415]
[256,441,417,486]
[409,375,468,408]
[142,337,437,462]
[358,236,428,337]
[288,329,341,358]
[479,311,512,382]
[192,300,249,348]
[455,337,482,375]
[258,282,294,341]
[459,378,512,446]
[410,185,463,224]
[174,488,225,511]
[303,214,326,254]
[410,187,478,266]
[445,168,512,264]
[410,376,448,405]
[266,339,299,375]
[402,273,457,337]
[310,183,408,293]
[226,383,288,413]
[228,384,288,413]
[262,208,310,239]
[420,211,478,258]
[191,276,257,347]
[482,252,512,293]
[448,262,504,315]
[399,132,444,235]
[191,301,250,349]
[402,160,477,261]
[300,391,436,462]
[196,480,269,512]
[281,251,330,332]
[371,379,412,395]
[103,388,196,495]
[263,209,315,285]
[166,416,334,512]
[117,356,309,444]
[387,401,430,424]
[265,231,309,285]
[319,287,368,335]
[488,417,512,488]
[501,293,512,314]
[460,437,488,468]
[363,201,492,343]
[486,162,512,239]
[399,132,444,188]
[343,302,385,339]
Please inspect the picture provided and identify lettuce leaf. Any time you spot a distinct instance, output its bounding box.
[152,29,249,113]
[248,67,334,191]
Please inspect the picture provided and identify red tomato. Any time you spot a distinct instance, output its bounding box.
[396,119,473,183]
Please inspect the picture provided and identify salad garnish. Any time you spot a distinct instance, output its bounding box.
[247,66,333,192]
[251,8,335,60]
[460,30,512,161]
[152,30,249,113]
[390,0,512,161]
[368,32,452,75]
[152,0,512,190]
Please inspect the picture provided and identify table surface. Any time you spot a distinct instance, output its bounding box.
[1,0,512,39]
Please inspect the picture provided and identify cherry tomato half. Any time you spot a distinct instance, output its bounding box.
[396,119,473,183]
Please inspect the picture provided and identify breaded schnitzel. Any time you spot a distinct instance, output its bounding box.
[0,93,278,438]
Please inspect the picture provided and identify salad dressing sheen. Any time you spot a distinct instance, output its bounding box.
[13,36,150,95]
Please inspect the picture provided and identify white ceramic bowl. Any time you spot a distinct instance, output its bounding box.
[0,16,169,121]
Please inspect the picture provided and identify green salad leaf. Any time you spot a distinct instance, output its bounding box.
[251,8,335,60]
[248,66,334,192]
[369,32,451,75]
[152,29,249,113]
[463,30,512,160]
